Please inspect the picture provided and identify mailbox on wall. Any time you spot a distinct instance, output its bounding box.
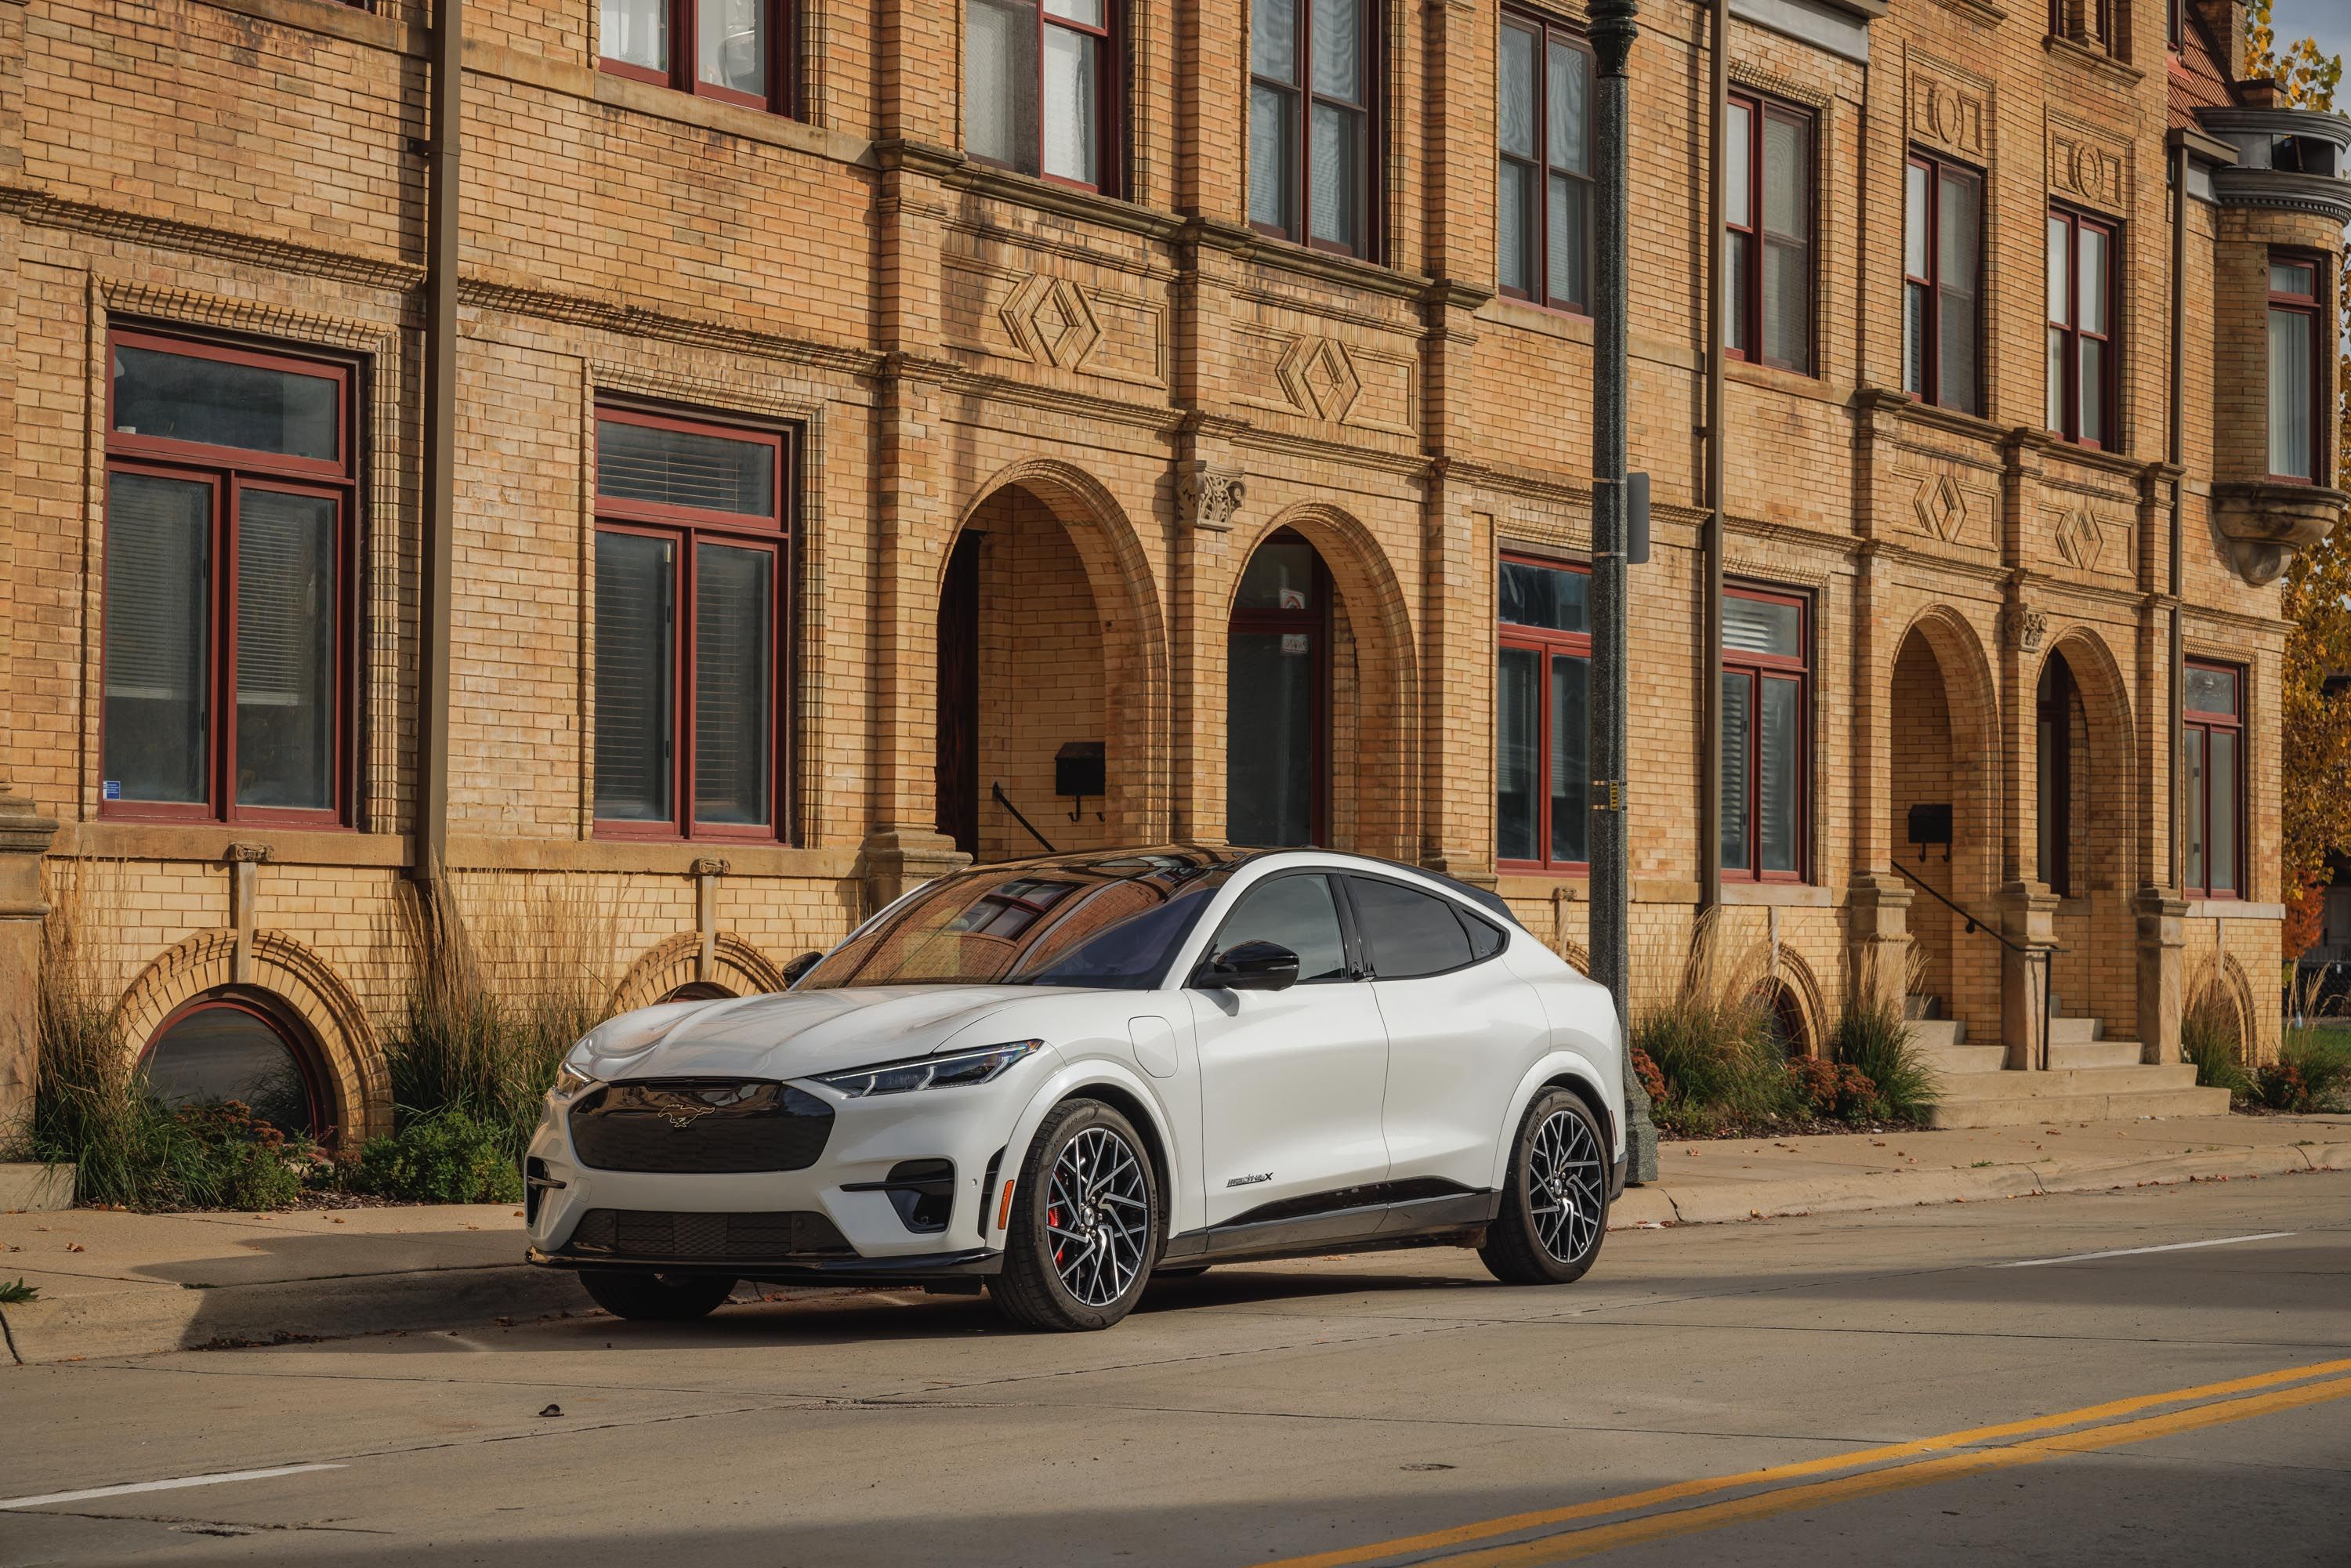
[1907,802,1953,863]
[1056,741,1106,820]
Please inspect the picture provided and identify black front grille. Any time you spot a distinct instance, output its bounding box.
[567,1078,832,1173]
[565,1208,854,1262]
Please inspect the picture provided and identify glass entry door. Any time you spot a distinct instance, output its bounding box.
[1226,531,1328,846]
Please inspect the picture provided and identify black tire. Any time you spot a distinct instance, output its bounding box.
[1479,1089,1610,1286]
[988,1099,1161,1331]
[579,1269,737,1320]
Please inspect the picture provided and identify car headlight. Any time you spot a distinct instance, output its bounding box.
[552,1063,597,1099]
[815,1040,1042,1099]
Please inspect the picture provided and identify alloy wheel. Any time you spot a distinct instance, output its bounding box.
[1527,1106,1606,1263]
[1045,1125,1151,1307]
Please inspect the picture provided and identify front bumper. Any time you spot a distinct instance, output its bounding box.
[528,1243,1002,1283]
[524,1063,1034,1274]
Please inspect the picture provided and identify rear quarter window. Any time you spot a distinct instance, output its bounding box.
[1347,876,1477,980]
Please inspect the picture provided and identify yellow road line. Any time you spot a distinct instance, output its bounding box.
[1259,1356,2351,1568]
[1437,1374,2351,1566]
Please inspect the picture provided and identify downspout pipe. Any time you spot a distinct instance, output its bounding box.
[415,0,462,883]
[1700,0,1727,911]
[2164,133,2186,894]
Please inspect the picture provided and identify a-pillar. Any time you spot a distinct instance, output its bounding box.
[1995,882,2059,1070]
[2133,888,2186,1066]
[1847,870,1914,1010]
[0,785,59,1133]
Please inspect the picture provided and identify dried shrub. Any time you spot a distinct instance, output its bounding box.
[2180,960,2253,1099]
[1828,945,1938,1122]
[1630,914,1800,1133]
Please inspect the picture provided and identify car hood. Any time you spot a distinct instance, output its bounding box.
[572,986,1047,1083]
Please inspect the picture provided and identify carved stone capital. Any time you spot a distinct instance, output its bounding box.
[2001,602,2049,654]
[2211,480,2346,586]
[1177,462,1246,534]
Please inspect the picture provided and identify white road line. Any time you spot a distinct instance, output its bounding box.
[0,1464,345,1511]
[1993,1232,2296,1269]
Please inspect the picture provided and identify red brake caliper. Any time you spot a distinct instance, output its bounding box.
[1049,1205,1062,1264]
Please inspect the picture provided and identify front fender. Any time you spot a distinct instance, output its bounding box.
[981,1056,1183,1248]
[1486,1050,1624,1193]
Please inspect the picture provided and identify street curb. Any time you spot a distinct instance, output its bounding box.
[1608,1139,2348,1229]
[0,1264,592,1365]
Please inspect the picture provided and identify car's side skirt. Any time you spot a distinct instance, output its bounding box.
[1161,1186,1502,1266]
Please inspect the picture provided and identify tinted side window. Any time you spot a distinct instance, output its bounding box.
[1211,875,1349,983]
[1461,909,1507,960]
[1348,877,1473,979]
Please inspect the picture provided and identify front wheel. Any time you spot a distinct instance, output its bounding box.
[579,1269,737,1320]
[1479,1090,1610,1285]
[989,1099,1162,1331]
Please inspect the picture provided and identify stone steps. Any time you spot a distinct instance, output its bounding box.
[1922,1042,2010,1074]
[2047,1037,2147,1070]
[1923,1083,2232,1128]
[2049,1015,2105,1045]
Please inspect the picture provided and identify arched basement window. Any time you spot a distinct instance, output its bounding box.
[140,995,324,1139]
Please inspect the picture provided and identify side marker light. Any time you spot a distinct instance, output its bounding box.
[997,1179,1016,1231]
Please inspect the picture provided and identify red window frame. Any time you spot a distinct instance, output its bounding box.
[1725,92,1815,375]
[100,329,357,828]
[1496,553,1592,874]
[964,0,1123,196]
[592,404,793,845]
[1904,150,1983,415]
[599,0,799,116]
[2045,205,2119,450]
[2266,251,2324,484]
[2183,659,2244,900]
[1720,584,1809,884]
[143,992,334,1144]
[1496,9,1594,316]
[1248,0,1378,259]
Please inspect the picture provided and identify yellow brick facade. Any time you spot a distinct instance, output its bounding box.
[0,0,2340,1138]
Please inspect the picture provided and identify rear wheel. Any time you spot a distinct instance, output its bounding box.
[579,1269,737,1320]
[1479,1090,1609,1285]
[989,1100,1161,1331]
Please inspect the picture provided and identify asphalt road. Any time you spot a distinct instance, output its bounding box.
[4,1173,2348,1568]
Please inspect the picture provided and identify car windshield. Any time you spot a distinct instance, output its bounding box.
[797,847,1245,992]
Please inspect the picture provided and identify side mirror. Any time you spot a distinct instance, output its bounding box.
[1196,940,1300,993]
[781,951,824,987]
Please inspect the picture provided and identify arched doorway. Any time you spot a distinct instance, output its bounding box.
[2037,633,2136,1037]
[1226,529,1329,846]
[1888,618,1998,1051]
[937,476,1158,864]
[661,981,734,1002]
[140,993,328,1139]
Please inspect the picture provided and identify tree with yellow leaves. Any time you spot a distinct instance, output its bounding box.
[2244,3,2351,955]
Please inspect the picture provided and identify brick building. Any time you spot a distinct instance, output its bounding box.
[0,0,2343,1139]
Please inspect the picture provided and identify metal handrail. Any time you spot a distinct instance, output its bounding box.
[1890,862,2063,1071]
[991,782,1058,855]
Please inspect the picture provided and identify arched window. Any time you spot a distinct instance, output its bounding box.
[140,995,325,1139]
[1228,530,1330,846]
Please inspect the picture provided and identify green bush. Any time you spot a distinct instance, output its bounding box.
[1828,983,1939,1122]
[342,1109,523,1204]
[0,1279,38,1305]
[2254,1027,2351,1114]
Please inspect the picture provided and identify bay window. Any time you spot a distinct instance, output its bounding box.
[1250,0,1375,257]
[1497,556,1591,871]
[601,0,795,115]
[1497,10,1593,313]
[1720,586,1808,881]
[967,0,1118,190]
[594,406,791,841]
[2183,661,2243,899]
[2045,207,2117,448]
[1904,151,1983,414]
[103,330,353,824]
[2267,254,2320,482]
[1726,92,1814,375]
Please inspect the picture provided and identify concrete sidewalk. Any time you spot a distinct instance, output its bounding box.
[2,1110,2345,1365]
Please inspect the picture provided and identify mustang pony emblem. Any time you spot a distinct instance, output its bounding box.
[661,1105,716,1129]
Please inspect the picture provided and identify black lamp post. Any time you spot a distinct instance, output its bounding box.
[1586,0,1660,1183]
